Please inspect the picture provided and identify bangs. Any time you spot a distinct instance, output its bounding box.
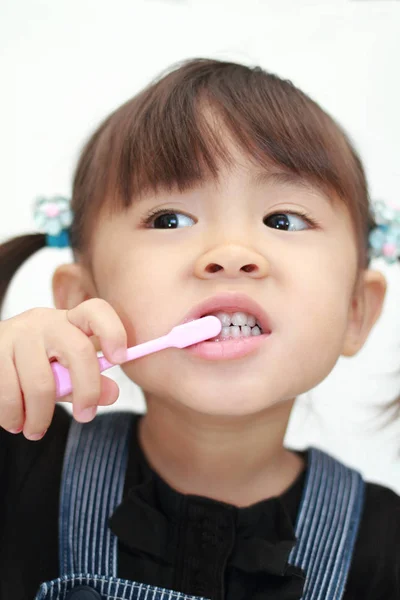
[72,59,371,262]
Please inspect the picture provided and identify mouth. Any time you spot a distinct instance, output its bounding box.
[182,293,271,360]
[183,293,270,339]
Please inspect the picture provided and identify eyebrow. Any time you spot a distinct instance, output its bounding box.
[252,170,333,202]
[132,168,333,207]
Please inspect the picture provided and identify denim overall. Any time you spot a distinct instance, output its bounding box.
[35,413,365,600]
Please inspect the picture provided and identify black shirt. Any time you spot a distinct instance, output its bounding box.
[0,405,399,600]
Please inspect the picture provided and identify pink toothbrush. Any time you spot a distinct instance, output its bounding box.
[51,316,221,398]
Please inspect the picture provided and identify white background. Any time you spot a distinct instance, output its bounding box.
[1,0,399,492]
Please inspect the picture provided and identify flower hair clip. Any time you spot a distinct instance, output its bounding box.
[33,196,73,248]
[369,200,400,264]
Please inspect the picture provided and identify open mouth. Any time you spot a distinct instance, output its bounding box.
[182,293,271,359]
[202,311,263,341]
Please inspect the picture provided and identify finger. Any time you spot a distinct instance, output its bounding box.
[58,375,119,407]
[0,355,25,434]
[46,324,103,423]
[66,299,128,363]
[90,335,102,352]
[14,337,56,440]
[98,376,120,405]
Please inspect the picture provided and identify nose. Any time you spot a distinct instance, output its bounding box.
[194,244,269,280]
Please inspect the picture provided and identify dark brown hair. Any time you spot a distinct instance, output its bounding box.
[0,58,375,316]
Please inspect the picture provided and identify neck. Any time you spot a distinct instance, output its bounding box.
[139,396,304,507]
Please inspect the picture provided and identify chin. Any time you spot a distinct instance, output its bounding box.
[124,355,319,418]
[184,400,270,418]
[168,377,289,418]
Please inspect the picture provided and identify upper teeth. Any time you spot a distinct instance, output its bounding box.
[211,311,261,330]
[213,311,257,327]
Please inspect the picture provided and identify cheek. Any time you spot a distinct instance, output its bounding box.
[284,246,357,357]
[94,250,184,345]
[295,234,357,310]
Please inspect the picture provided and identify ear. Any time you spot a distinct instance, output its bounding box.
[341,269,387,357]
[52,263,97,310]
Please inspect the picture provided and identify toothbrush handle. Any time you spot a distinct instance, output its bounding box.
[51,361,81,399]
[51,335,170,399]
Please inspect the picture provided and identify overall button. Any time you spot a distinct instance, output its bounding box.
[65,586,102,600]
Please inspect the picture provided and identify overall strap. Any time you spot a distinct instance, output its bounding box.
[289,448,365,600]
[59,411,133,577]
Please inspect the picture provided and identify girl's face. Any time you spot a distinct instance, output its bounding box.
[87,148,368,417]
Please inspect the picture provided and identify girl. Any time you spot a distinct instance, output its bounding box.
[0,59,398,600]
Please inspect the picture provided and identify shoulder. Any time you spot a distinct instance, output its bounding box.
[358,481,400,554]
[0,403,72,454]
[346,481,400,599]
[0,404,72,488]
[362,480,400,525]
[301,450,400,598]
[359,481,400,549]
[0,407,142,501]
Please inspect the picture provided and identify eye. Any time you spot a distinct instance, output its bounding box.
[148,211,195,229]
[263,212,310,232]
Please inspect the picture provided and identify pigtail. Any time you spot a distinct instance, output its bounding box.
[0,233,46,317]
[368,203,400,420]
[394,255,400,418]
[0,196,73,318]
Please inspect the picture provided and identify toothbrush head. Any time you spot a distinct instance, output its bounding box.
[168,316,222,348]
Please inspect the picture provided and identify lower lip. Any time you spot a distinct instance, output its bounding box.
[186,333,270,361]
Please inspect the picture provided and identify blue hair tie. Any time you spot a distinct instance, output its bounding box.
[33,196,73,248]
[369,201,400,264]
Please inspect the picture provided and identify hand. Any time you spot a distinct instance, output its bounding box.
[0,299,127,440]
